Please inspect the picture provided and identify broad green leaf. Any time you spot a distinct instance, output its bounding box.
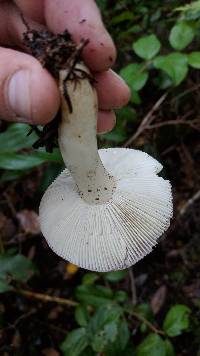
[104,321,118,342]
[39,163,64,192]
[136,333,166,356]
[0,252,36,291]
[89,304,122,333]
[154,53,188,85]
[89,304,122,352]
[111,11,134,25]
[75,285,113,307]
[61,328,88,356]
[102,130,127,144]
[118,319,130,350]
[164,339,175,356]
[0,278,13,293]
[130,89,142,104]
[75,306,89,327]
[92,321,118,352]
[95,0,108,11]
[104,270,128,282]
[0,149,62,170]
[0,123,37,153]
[175,2,200,20]
[188,51,200,68]
[82,273,99,285]
[116,107,137,122]
[120,63,149,91]
[169,22,195,50]
[114,290,128,303]
[133,34,161,60]
[0,170,27,182]
[163,304,191,337]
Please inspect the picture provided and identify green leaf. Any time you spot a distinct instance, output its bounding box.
[169,22,195,50]
[102,130,127,144]
[117,319,130,350]
[154,53,188,86]
[75,285,113,307]
[115,290,128,303]
[0,149,62,170]
[75,306,89,327]
[0,278,13,293]
[61,328,88,356]
[130,89,142,104]
[133,34,161,60]
[0,252,36,292]
[136,333,166,356]
[0,123,37,153]
[104,321,118,342]
[0,170,28,183]
[188,51,200,68]
[111,11,134,25]
[163,304,191,337]
[82,273,99,285]
[95,0,108,11]
[116,107,137,122]
[89,304,122,352]
[120,63,149,91]
[164,339,175,356]
[104,270,127,282]
[89,304,122,333]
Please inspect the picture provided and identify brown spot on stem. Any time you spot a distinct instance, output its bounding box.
[79,19,86,24]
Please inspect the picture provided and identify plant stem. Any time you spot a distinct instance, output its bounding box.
[14,289,165,336]
[14,288,78,307]
[125,309,165,336]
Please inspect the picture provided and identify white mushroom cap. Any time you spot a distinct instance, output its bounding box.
[39,147,172,272]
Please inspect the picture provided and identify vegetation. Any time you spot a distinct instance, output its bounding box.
[0,1,200,355]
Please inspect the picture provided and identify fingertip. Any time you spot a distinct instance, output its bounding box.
[45,0,117,72]
[94,70,131,110]
[82,30,117,71]
[97,110,116,134]
[30,67,60,124]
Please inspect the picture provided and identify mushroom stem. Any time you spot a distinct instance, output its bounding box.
[58,65,116,204]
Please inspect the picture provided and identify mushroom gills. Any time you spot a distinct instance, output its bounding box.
[39,64,173,272]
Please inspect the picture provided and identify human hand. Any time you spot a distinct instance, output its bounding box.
[0,0,130,133]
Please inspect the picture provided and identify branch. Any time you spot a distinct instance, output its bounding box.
[124,92,168,147]
[126,309,165,336]
[128,268,137,305]
[14,289,78,307]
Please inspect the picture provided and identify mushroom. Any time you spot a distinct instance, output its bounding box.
[39,63,173,272]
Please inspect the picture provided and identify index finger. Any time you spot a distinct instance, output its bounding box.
[15,0,117,72]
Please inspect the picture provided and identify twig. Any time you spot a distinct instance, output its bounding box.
[179,190,200,217]
[14,289,165,336]
[146,118,200,130]
[171,83,200,104]
[124,92,168,147]
[128,268,137,305]
[14,289,78,307]
[126,309,165,336]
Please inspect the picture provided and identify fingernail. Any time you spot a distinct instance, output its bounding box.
[8,70,32,122]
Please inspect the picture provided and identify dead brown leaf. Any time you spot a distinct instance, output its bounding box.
[0,212,16,241]
[17,210,40,235]
[150,285,167,315]
[42,348,60,356]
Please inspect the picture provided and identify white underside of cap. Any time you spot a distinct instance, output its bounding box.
[39,148,173,272]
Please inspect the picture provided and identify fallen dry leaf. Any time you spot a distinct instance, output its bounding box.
[150,285,167,315]
[42,348,60,356]
[0,212,16,241]
[17,210,40,235]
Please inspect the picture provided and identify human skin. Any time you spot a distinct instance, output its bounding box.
[0,0,130,133]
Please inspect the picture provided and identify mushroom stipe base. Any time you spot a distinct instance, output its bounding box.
[39,148,173,272]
